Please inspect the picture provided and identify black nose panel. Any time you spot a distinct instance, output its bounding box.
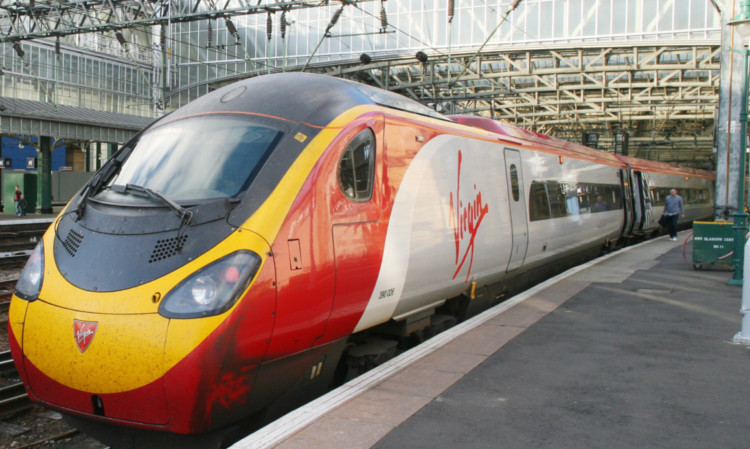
[53,204,232,292]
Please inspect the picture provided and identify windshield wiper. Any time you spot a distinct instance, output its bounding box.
[111,184,193,225]
[76,147,132,220]
[111,184,194,252]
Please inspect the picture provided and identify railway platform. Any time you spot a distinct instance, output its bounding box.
[233,232,750,449]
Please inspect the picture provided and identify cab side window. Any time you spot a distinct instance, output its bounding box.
[338,128,376,201]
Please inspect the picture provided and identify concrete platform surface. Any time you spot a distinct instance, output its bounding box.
[233,233,749,449]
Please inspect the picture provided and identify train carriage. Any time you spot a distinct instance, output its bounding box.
[8,73,714,448]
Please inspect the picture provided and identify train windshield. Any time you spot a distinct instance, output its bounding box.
[107,115,283,202]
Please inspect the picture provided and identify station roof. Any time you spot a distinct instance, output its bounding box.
[0,97,154,143]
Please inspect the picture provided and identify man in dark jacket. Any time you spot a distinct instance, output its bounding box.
[663,188,684,241]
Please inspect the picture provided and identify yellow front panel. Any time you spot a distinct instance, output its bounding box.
[23,301,168,394]
[8,298,27,348]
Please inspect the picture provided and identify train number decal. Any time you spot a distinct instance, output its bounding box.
[378,288,396,300]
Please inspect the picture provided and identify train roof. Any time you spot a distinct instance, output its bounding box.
[166,72,447,127]
[158,73,712,181]
[450,115,714,180]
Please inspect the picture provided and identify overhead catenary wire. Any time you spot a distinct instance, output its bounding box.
[301,2,346,72]
[115,30,162,111]
[12,41,56,107]
[448,0,524,88]
[266,11,273,74]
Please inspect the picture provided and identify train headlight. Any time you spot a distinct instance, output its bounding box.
[159,250,261,319]
[191,276,217,305]
[15,242,44,301]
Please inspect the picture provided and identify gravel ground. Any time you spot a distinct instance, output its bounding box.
[0,407,107,449]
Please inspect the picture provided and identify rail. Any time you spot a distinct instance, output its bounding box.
[0,350,32,419]
[0,217,37,419]
[0,219,52,269]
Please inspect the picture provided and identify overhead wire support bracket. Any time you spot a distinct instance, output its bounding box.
[224,17,256,68]
[301,2,346,72]
[12,41,57,107]
[114,30,162,112]
[0,0,373,43]
[448,0,524,89]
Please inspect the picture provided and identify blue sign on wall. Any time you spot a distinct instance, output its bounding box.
[0,136,67,171]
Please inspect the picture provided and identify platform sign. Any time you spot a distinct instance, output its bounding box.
[693,221,734,269]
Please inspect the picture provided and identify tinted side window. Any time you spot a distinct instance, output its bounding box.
[338,128,376,201]
[547,181,568,218]
[531,180,624,220]
[650,187,670,206]
[510,164,520,201]
[529,181,551,221]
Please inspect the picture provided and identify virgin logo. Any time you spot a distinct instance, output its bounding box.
[449,150,489,283]
[74,320,98,353]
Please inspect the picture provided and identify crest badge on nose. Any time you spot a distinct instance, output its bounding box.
[73,320,98,353]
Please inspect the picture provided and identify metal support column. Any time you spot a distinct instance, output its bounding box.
[716,0,746,220]
[36,136,53,214]
[728,0,750,285]
[85,143,91,172]
[729,44,748,284]
[736,237,750,343]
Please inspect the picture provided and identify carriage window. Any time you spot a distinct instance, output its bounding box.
[650,187,670,206]
[529,181,551,221]
[509,164,520,201]
[531,180,623,221]
[547,181,568,218]
[338,128,376,201]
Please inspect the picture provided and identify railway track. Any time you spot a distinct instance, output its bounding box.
[0,350,32,419]
[0,219,47,419]
[0,218,104,447]
[0,218,46,322]
[0,278,18,326]
[0,219,51,269]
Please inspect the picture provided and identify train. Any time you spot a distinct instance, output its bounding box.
[8,72,714,448]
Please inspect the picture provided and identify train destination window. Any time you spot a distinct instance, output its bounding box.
[509,164,520,201]
[338,128,376,202]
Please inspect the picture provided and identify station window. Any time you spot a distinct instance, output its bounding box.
[338,128,376,202]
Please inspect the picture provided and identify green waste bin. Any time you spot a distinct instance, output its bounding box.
[692,221,734,270]
[4,171,37,215]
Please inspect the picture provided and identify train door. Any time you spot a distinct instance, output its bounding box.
[328,120,385,337]
[631,171,644,231]
[620,169,635,236]
[504,148,528,271]
[633,170,653,231]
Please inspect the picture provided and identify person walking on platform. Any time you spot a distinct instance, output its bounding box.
[664,188,684,241]
[14,185,26,217]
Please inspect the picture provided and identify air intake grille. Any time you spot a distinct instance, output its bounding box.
[63,229,84,257]
[149,235,188,263]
